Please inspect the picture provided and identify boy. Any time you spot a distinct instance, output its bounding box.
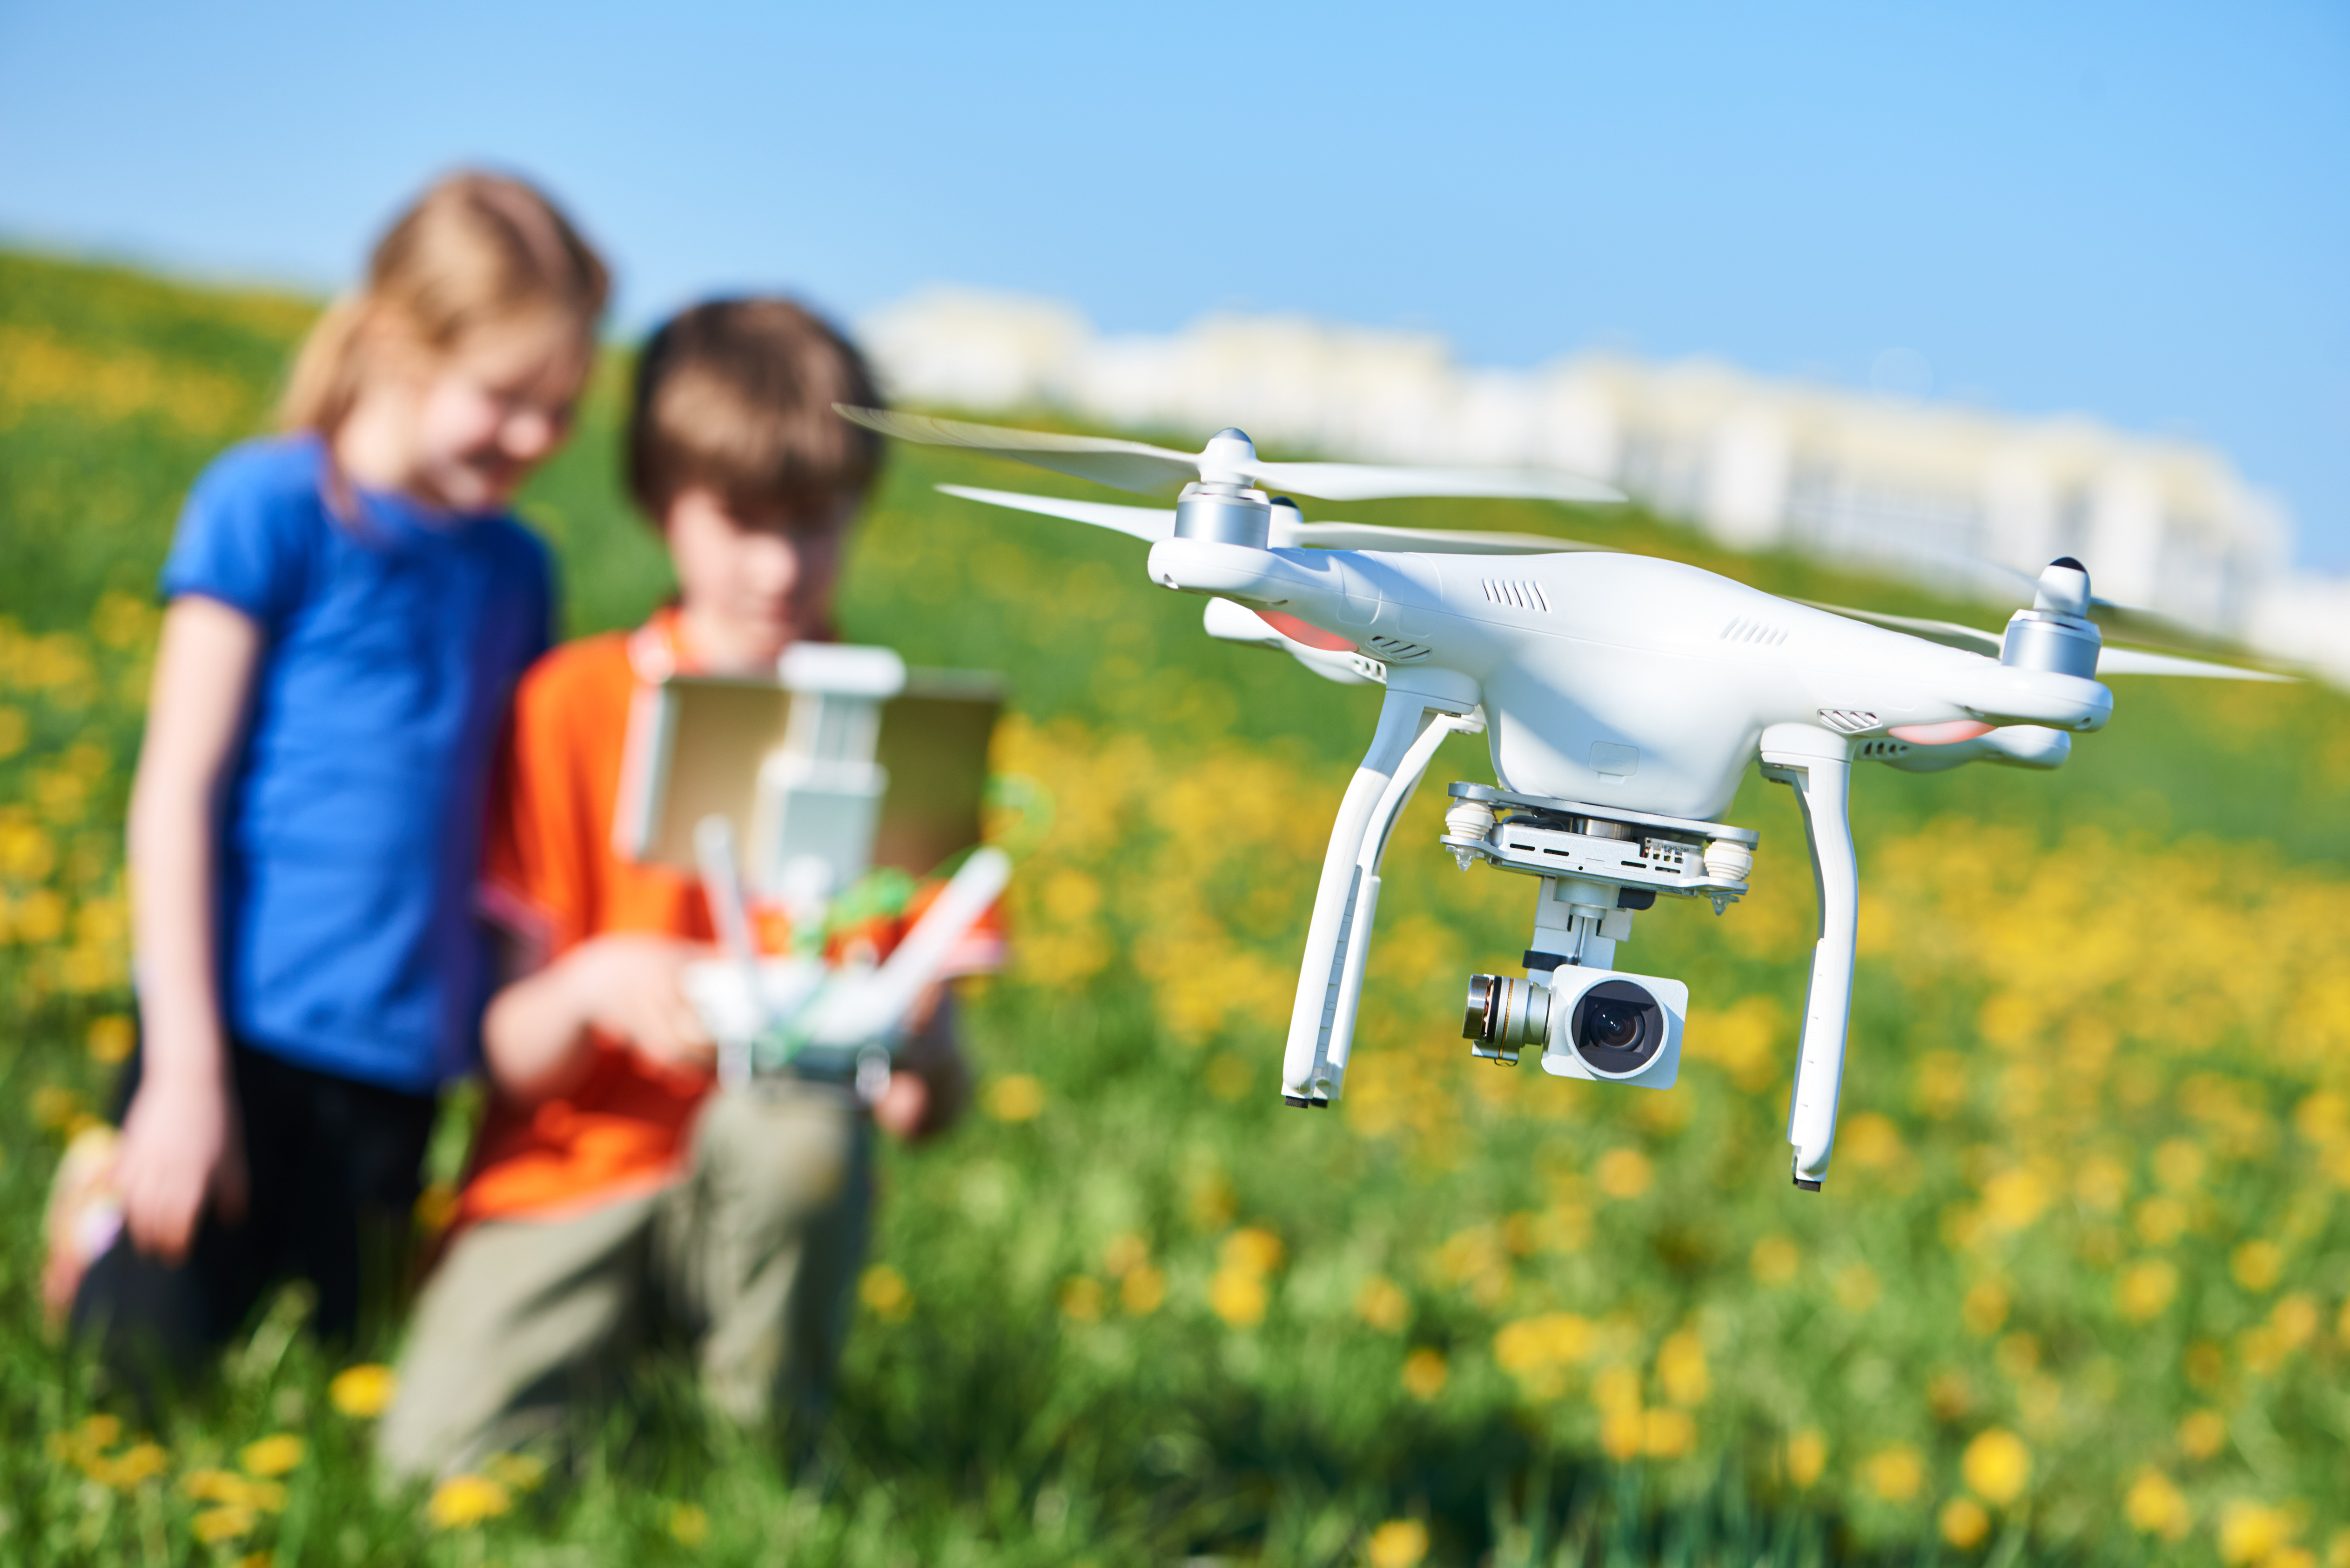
[381,299,981,1478]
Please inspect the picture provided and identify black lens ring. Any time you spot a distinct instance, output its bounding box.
[1570,979,1664,1076]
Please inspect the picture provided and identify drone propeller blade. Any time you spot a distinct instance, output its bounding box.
[935,484,1174,543]
[1248,460,1625,505]
[1798,601,2004,658]
[846,405,1625,504]
[841,408,1202,494]
[1274,520,1610,555]
[2098,646,2293,682]
[1802,600,2292,681]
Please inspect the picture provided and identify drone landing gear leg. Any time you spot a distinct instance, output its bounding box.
[1758,725,1858,1192]
[1281,673,1481,1106]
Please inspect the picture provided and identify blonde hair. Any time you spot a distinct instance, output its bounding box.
[627,297,884,525]
[281,170,610,436]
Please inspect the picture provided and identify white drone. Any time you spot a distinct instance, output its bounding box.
[843,408,2285,1189]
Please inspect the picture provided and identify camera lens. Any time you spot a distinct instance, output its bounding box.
[1570,980,1665,1077]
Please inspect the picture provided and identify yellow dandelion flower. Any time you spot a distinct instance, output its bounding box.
[329,1364,397,1418]
[1493,1312,1595,1376]
[1863,1443,1926,1503]
[669,1502,711,1547]
[86,1014,134,1065]
[1750,1234,1799,1286]
[2178,1409,2228,1459]
[1960,1428,2029,1506]
[1366,1518,1429,1568]
[1590,1365,1642,1415]
[2219,1500,2297,1567]
[2124,1469,2192,1540]
[1961,1280,2009,1336]
[192,1504,258,1544]
[1221,1226,1284,1276]
[2116,1260,2179,1321]
[1595,1148,1652,1199]
[1120,1264,1166,1316]
[241,1481,288,1514]
[859,1264,912,1320]
[181,1468,249,1504]
[1641,1407,1697,1459]
[1059,1276,1105,1323]
[1940,1497,1991,1549]
[2272,1293,2320,1347]
[32,1086,86,1131]
[101,1442,168,1488]
[2231,1239,2284,1293]
[1785,1429,1827,1489]
[1207,1266,1267,1328]
[1401,1347,1449,1401]
[985,1074,1046,1122]
[1656,1329,1709,1407]
[426,1473,512,1530]
[1101,1233,1148,1278]
[239,1434,304,1477]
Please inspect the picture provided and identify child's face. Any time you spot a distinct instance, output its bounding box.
[395,314,591,513]
[665,487,854,671]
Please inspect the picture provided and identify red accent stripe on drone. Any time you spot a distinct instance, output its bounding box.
[1255,610,1356,652]
[1888,720,1996,745]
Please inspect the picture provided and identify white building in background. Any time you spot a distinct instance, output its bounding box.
[861,288,2348,677]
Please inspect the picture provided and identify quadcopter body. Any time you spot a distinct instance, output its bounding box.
[1149,536,2108,821]
[840,409,2282,1190]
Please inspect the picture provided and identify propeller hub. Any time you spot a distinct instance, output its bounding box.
[1199,428,1260,487]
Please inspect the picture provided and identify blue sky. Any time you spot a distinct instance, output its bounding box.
[4,0,2345,567]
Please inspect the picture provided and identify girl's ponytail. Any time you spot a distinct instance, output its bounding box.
[279,295,371,437]
[279,171,610,438]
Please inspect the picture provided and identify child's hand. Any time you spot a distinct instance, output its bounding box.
[561,933,714,1073]
[873,1071,932,1141]
[874,982,969,1143]
[112,1062,248,1263]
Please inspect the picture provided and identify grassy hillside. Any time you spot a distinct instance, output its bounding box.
[3,247,2349,1567]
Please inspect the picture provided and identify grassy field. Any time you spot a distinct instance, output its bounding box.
[3,248,2349,1566]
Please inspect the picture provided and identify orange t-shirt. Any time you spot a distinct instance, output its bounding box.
[459,612,717,1225]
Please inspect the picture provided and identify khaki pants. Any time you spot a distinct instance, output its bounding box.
[380,1082,870,1480]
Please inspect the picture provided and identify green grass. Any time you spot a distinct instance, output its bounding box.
[3,247,2349,1566]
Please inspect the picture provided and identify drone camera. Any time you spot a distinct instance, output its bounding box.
[1461,972,1551,1066]
[1535,967,1687,1090]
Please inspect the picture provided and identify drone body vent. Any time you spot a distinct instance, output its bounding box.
[1719,617,1789,646]
[1361,635,1433,663]
[1483,578,1551,613]
[1853,737,1912,760]
[1816,708,1881,734]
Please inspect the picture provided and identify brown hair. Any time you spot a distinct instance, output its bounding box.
[281,170,609,436]
[626,297,885,526]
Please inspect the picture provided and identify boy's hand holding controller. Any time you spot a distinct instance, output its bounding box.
[487,936,966,1144]
[485,933,715,1102]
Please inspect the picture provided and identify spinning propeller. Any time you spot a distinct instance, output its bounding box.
[838,407,1626,504]
[933,485,1609,556]
[1801,557,2289,683]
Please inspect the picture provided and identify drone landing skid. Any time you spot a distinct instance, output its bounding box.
[1282,670,1484,1107]
[1756,724,1859,1192]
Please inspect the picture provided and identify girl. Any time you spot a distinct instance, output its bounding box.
[68,171,608,1380]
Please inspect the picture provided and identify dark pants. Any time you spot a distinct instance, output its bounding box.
[72,1040,437,1392]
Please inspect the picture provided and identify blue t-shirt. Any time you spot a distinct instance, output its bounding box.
[159,436,553,1093]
